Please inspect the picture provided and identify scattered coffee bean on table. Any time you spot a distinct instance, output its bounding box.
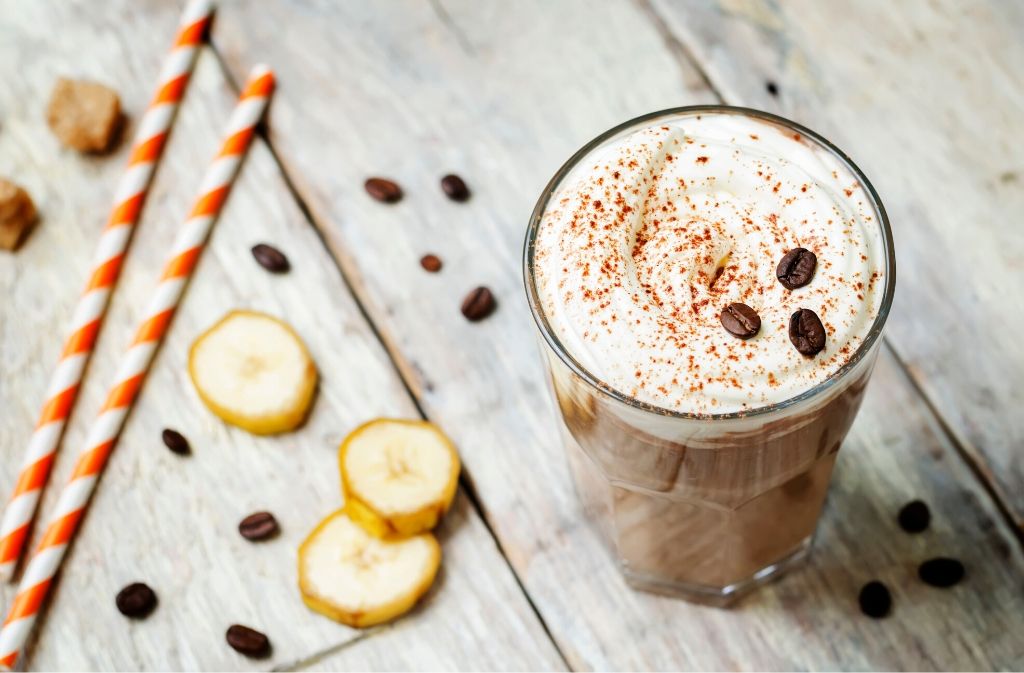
[789,308,826,356]
[858,580,892,618]
[251,243,290,273]
[161,428,190,456]
[461,286,496,322]
[918,557,965,588]
[776,247,817,289]
[239,511,279,541]
[898,499,931,533]
[364,177,402,203]
[720,302,761,339]
[420,254,443,272]
[116,582,157,618]
[440,174,470,201]
[226,624,271,658]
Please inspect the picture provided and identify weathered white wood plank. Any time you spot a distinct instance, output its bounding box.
[214,0,1024,669]
[0,1,563,669]
[648,0,1024,531]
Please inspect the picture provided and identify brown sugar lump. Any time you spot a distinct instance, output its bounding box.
[0,178,38,251]
[46,77,122,153]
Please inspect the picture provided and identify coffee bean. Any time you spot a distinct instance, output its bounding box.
[461,286,496,322]
[789,308,826,356]
[239,511,279,541]
[364,177,402,203]
[420,254,443,272]
[251,243,290,273]
[898,500,931,533]
[720,302,761,339]
[766,81,779,97]
[116,582,157,618]
[226,624,271,658]
[776,248,817,289]
[161,428,190,456]
[918,557,965,588]
[858,581,891,618]
[440,174,470,202]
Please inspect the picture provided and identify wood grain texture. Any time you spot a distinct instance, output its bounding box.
[647,0,1024,531]
[213,0,1024,669]
[0,2,562,670]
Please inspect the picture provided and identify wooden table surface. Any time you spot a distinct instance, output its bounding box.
[1,0,1022,670]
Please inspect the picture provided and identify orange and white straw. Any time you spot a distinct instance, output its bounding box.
[0,66,275,670]
[0,0,213,582]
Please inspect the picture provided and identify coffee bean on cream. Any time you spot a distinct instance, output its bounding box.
[534,111,885,414]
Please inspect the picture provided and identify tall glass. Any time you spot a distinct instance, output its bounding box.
[523,107,896,604]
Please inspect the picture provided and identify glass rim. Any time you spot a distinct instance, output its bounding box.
[522,105,896,421]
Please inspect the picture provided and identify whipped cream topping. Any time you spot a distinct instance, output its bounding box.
[533,111,885,414]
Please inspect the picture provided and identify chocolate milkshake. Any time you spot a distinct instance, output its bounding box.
[524,107,895,603]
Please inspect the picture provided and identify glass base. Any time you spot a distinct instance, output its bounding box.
[619,536,814,606]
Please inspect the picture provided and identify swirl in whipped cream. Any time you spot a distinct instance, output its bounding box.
[534,111,885,414]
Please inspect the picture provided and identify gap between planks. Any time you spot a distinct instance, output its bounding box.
[206,42,573,672]
[634,0,1024,552]
[273,626,388,672]
[881,340,1024,548]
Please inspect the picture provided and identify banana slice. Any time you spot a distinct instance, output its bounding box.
[298,509,440,628]
[343,497,391,539]
[340,419,460,537]
[189,310,317,435]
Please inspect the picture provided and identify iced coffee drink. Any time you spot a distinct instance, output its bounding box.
[524,107,895,603]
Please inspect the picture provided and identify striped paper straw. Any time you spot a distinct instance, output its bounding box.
[0,0,213,582]
[0,66,275,670]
